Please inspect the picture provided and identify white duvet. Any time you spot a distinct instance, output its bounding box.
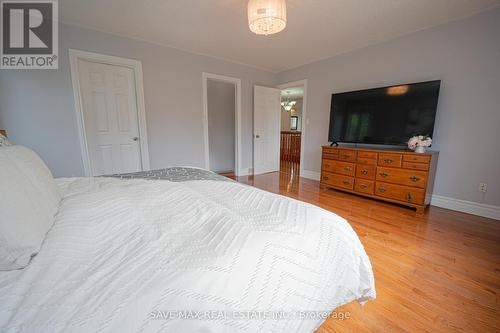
[0,177,375,333]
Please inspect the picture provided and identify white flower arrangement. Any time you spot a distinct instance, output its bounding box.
[407,135,432,151]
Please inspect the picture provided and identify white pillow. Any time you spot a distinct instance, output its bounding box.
[0,133,11,147]
[0,146,61,270]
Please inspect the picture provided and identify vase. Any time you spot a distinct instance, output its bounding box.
[415,146,426,153]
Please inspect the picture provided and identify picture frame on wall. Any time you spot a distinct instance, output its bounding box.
[290,116,298,131]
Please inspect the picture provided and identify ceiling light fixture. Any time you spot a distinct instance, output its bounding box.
[281,94,296,112]
[248,0,287,35]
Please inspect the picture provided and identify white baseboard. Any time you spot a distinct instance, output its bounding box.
[431,195,500,220]
[238,167,253,176]
[300,169,321,181]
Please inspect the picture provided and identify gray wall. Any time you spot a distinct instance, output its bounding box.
[277,8,500,206]
[1,8,499,208]
[0,23,275,177]
[207,79,235,173]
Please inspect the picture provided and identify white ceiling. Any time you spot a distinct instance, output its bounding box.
[281,87,304,98]
[59,0,500,72]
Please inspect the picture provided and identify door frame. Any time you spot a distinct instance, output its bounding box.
[278,79,308,176]
[202,72,242,176]
[69,49,150,176]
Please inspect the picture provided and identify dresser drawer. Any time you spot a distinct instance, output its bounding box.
[333,161,355,177]
[321,172,335,185]
[375,182,425,205]
[356,164,376,180]
[323,153,338,160]
[378,153,403,168]
[338,149,357,162]
[322,160,335,172]
[355,179,374,195]
[403,154,431,164]
[376,167,428,188]
[323,147,338,154]
[322,172,354,190]
[322,147,339,160]
[357,157,377,166]
[358,151,378,159]
[402,162,429,171]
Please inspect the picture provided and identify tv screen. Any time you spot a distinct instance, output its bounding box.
[329,80,441,145]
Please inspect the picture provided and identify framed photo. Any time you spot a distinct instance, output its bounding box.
[290,116,298,131]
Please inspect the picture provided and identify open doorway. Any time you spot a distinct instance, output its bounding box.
[279,85,304,177]
[202,73,242,177]
[252,80,307,178]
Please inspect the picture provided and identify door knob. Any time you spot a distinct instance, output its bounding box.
[255,134,260,138]
[132,137,139,141]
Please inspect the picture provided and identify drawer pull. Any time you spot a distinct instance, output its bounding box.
[409,176,420,182]
[378,187,386,193]
[343,154,351,159]
[361,169,368,175]
[360,184,368,189]
[323,176,329,181]
[384,159,394,164]
[342,180,350,185]
[344,167,352,171]
[379,172,388,177]
[325,164,331,168]
[406,193,413,201]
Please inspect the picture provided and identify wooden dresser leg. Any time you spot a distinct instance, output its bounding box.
[415,205,425,214]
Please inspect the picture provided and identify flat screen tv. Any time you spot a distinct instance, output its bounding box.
[328,80,441,146]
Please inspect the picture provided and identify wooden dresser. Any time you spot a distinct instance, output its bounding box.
[320,146,438,213]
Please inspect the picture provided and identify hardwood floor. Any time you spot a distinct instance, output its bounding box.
[230,164,500,333]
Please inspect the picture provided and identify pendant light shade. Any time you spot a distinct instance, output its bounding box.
[248,0,287,35]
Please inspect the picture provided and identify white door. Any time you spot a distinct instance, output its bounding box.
[78,59,142,175]
[253,85,281,175]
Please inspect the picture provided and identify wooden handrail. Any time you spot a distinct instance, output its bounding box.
[280,131,301,163]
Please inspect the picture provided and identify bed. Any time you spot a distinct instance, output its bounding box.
[0,145,375,333]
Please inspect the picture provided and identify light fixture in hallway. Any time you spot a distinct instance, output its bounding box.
[281,92,296,112]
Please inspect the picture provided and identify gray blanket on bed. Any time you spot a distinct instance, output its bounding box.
[107,167,232,182]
